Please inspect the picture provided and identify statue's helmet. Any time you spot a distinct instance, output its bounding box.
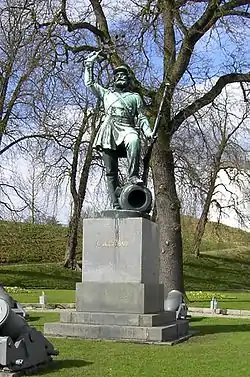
[113,65,130,77]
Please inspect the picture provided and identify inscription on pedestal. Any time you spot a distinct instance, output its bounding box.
[96,240,129,248]
[82,217,160,284]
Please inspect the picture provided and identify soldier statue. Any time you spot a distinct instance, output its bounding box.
[84,51,153,209]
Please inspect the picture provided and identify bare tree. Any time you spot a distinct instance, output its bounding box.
[37,0,250,293]
[209,165,250,229]
[0,0,60,217]
[27,60,105,267]
[0,0,104,262]
[174,84,250,257]
[0,0,55,147]
[8,150,59,223]
[64,107,100,269]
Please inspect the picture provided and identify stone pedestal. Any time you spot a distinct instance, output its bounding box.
[44,215,190,343]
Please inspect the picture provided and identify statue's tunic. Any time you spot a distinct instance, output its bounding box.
[84,64,152,151]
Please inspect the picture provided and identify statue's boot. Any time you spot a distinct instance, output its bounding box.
[102,149,121,209]
[124,133,142,185]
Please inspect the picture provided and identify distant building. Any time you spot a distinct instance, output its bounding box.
[208,167,250,232]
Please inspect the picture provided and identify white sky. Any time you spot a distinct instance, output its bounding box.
[1,82,250,225]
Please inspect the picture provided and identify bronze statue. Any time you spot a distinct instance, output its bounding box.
[84,51,153,209]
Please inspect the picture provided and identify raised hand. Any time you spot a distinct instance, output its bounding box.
[147,132,157,145]
[84,50,102,64]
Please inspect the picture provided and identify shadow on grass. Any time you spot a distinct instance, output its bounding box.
[0,268,79,282]
[203,254,250,267]
[193,323,250,336]
[184,261,250,289]
[184,274,250,291]
[185,255,250,278]
[0,266,81,289]
[184,253,250,291]
[189,317,204,323]
[38,359,93,375]
[28,316,41,322]
[186,258,249,275]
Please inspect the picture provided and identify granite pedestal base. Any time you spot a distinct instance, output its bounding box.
[44,215,190,343]
[44,311,189,343]
[75,282,164,314]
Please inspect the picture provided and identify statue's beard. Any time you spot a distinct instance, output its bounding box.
[115,79,128,90]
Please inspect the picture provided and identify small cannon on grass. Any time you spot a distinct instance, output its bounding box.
[0,297,58,373]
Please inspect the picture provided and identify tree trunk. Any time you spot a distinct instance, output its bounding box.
[64,202,82,270]
[193,173,218,257]
[152,133,184,294]
[64,119,97,269]
[192,213,206,258]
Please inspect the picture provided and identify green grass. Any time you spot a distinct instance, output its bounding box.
[183,250,250,291]
[187,291,250,310]
[0,221,82,264]
[0,263,81,289]
[182,216,250,253]
[28,311,60,332]
[1,218,250,308]
[27,312,250,377]
[1,219,248,376]
[6,288,76,304]
[1,217,250,265]
[6,288,250,310]
[2,247,250,292]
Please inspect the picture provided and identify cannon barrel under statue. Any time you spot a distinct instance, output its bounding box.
[118,183,152,213]
[0,298,58,373]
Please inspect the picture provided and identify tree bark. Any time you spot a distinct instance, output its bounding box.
[193,172,218,258]
[192,214,206,259]
[64,202,82,269]
[152,132,184,294]
[64,116,97,269]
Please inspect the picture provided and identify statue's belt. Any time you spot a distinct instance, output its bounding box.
[108,114,135,125]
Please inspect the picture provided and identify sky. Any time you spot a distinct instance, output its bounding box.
[2,155,109,224]
[1,0,250,226]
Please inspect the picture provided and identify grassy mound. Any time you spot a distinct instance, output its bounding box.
[0,263,81,289]
[182,216,250,254]
[184,249,250,291]
[0,221,82,263]
[0,218,250,291]
[1,217,250,264]
[182,217,250,291]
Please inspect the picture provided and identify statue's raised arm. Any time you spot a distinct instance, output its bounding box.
[84,51,107,100]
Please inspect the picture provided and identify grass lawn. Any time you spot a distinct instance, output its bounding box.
[1,248,250,292]
[0,263,81,290]
[187,291,250,310]
[6,288,250,310]
[1,220,250,311]
[1,261,250,310]
[183,250,250,291]
[6,288,76,304]
[28,312,250,377]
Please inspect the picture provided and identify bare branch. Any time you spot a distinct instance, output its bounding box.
[171,72,250,133]
[0,134,52,155]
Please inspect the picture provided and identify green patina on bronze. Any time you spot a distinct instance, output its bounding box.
[84,52,152,209]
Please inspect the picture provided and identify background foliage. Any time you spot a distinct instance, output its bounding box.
[0,219,250,292]
[0,221,81,263]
